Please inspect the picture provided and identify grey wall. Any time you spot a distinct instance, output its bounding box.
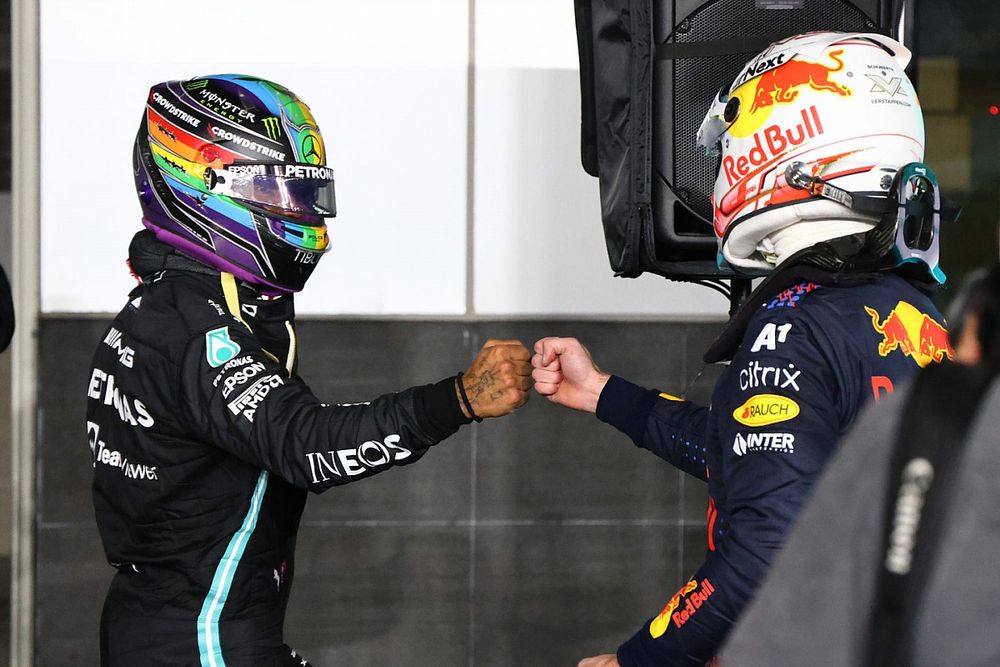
[0,191,13,561]
[36,317,724,666]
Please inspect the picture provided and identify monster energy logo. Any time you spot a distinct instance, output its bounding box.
[185,80,209,90]
[262,117,282,140]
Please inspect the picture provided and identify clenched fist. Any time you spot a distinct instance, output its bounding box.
[459,339,532,419]
[531,337,610,413]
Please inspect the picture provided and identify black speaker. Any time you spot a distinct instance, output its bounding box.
[576,0,907,287]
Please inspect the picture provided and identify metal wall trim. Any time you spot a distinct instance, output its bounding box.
[11,0,40,663]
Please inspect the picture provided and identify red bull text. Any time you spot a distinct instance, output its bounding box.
[649,579,698,638]
[649,579,716,638]
[723,106,824,187]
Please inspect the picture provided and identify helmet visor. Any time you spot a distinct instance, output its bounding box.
[209,163,337,218]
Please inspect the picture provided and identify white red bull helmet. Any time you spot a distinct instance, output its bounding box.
[697,32,927,275]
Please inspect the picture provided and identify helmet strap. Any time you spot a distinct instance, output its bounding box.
[784,161,961,285]
[784,161,895,216]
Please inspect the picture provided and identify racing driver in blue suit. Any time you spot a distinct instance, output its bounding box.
[531,32,957,666]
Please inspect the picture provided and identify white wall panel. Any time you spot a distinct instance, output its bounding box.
[472,1,729,316]
[41,0,731,317]
[40,0,468,314]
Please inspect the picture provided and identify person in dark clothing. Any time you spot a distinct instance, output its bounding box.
[0,263,12,353]
[720,263,1000,666]
[530,32,956,666]
[89,74,532,666]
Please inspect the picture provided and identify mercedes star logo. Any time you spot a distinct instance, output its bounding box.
[301,133,323,165]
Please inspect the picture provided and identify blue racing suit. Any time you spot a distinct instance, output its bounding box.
[597,270,951,665]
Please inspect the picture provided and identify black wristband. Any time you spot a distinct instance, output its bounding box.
[414,375,472,440]
[456,372,483,422]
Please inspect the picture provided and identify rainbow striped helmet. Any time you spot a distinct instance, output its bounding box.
[134,74,335,293]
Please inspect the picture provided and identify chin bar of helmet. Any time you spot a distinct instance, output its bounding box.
[784,161,961,285]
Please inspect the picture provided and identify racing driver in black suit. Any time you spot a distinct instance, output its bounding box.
[531,33,957,666]
[88,74,532,666]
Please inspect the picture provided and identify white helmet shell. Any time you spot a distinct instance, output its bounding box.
[697,32,924,272]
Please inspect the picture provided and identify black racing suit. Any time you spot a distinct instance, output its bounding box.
[88,233,470,666]
[597,268,951,665]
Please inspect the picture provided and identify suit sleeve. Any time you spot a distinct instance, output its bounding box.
[596,375,711,481]
[616,311,847,665]
[179,323,470,493]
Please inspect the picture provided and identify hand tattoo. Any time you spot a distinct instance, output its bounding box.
[467,369,503,405]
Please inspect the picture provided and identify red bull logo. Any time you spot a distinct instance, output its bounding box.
[865,302,954,368]
[650,579,710,638]
[750,49,852,113]
[726,49,852,143]
[648,579,717,638]
[670,578,715,628]
[723,105,824,186]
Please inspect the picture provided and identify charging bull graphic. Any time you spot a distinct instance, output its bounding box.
[751,49,852,112]
[865,301,954,367]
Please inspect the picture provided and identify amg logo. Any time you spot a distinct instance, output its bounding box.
[103,327,135,368]
[306,434,411,483]
[227,374,284,422]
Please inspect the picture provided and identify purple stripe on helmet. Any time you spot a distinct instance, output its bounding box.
[141,218,292,295]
